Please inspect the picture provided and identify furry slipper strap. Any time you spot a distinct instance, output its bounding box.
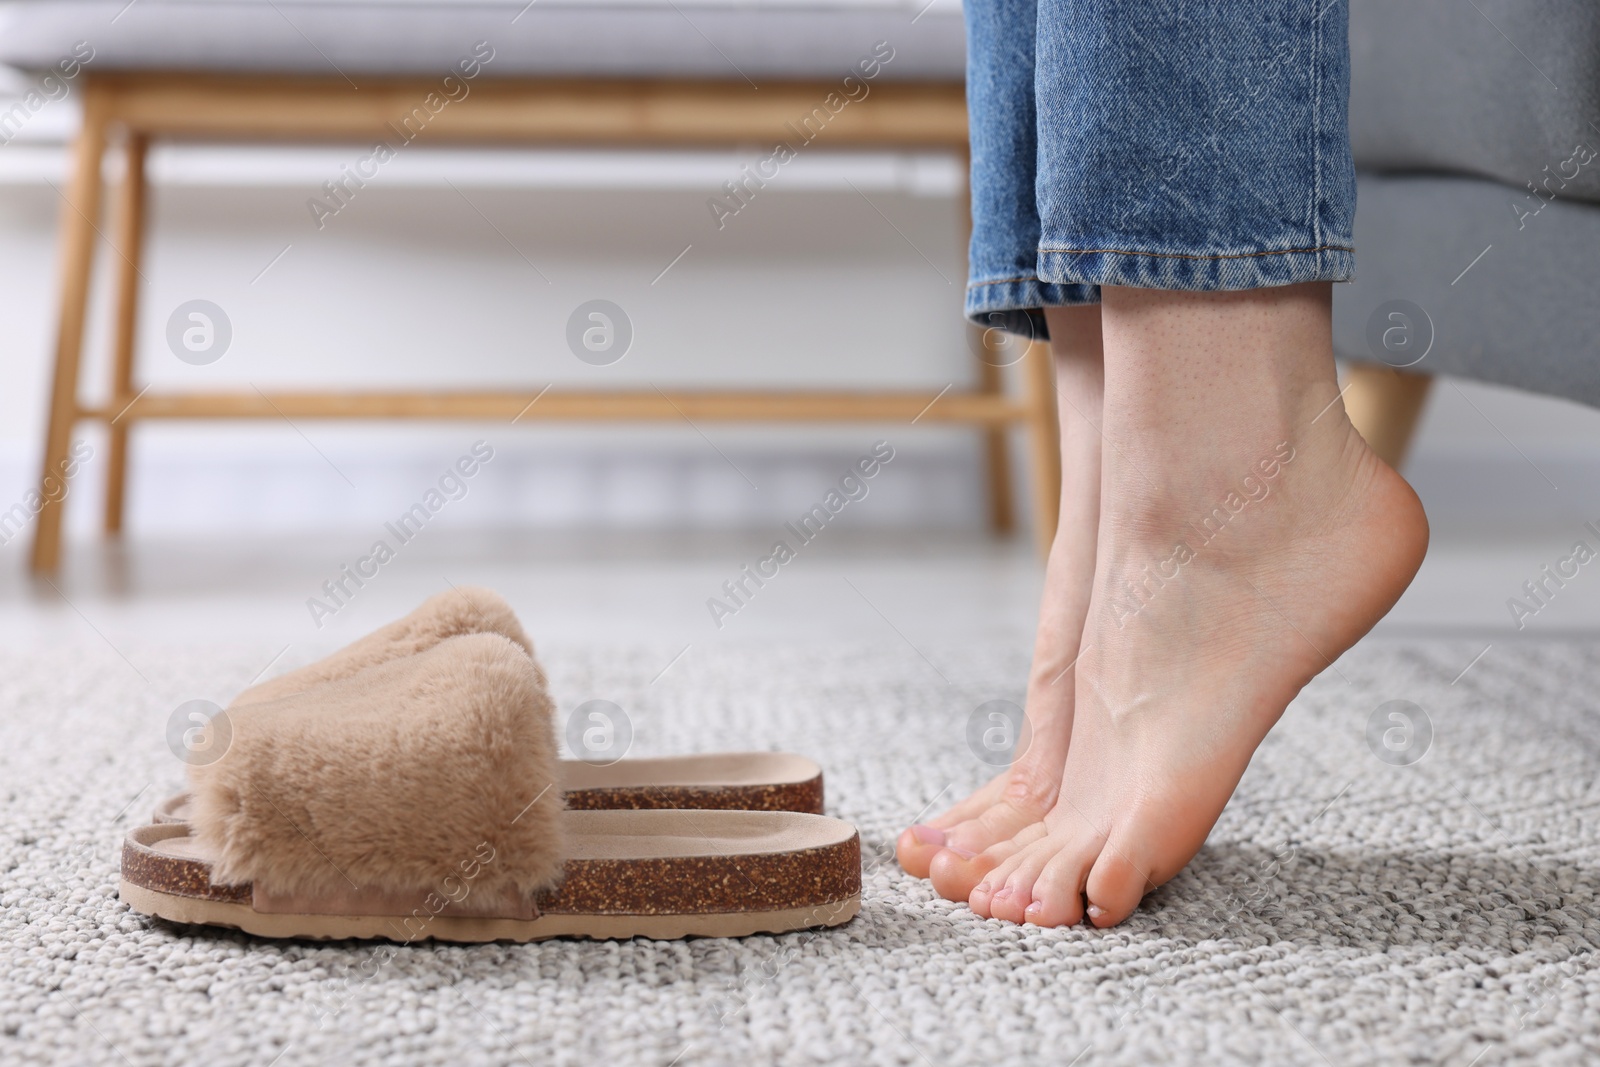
[187,633,566,904]
[234,586,534,709]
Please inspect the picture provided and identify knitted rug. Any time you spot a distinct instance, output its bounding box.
[2,635,1597,1066]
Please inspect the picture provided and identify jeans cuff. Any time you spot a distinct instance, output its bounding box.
[964,276,1099,339]
[1036,245,1355,291]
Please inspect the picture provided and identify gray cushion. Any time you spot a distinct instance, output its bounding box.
[1350,0,1600,204]
[0,0,965,80]
[1333,171,1600,406]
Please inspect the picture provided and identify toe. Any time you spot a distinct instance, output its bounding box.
[1084,832,1158,928]
[902,695,1070,879]
[895,776,1010,878]
[1084,791,1207,928]
[895,823,949,879]
[1022,839,1099,928]
[928,843,999,903]
[966,826,1050,918]
[931,822,1045,904]
[988,838,1058,924]
[941,801,1041,858]
[939,763,1058,859]
[967,842,1032,918]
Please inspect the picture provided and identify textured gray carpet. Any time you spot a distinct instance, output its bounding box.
[3,635,1599,1066]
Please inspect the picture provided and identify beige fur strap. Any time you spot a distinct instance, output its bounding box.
[233,586,535,708]
[189,633,566,901]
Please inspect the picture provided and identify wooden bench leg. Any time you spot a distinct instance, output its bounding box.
[1021,339,1061,557]
[972,332,1016,536]
[1343,363,1433,471]
[105,133,149,536]
[955,151,1016,539]
[31,96,108,573]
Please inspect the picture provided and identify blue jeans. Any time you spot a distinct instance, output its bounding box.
[965,0,1356,338]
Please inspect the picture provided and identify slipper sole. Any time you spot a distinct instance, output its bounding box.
[118,880,859,942]
[122,811,861,943]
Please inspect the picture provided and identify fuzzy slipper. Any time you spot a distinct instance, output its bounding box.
[155,586,824,817]
[121,634,859,942]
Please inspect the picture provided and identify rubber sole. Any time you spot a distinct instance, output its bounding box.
[120,879,860,943]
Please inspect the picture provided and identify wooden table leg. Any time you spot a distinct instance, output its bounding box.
[30,91,108,573]
[1021,340,1061,557]
[974,332,1016,535]
[956,145,1016,538]
[1343,363,1433,471]
[105,133,150,536]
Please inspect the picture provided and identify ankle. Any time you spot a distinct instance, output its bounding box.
[1098,283,1343,462]
[1101,417,1381,559]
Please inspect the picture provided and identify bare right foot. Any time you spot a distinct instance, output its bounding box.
[961,284,1430,928]
[896,306,1103,891]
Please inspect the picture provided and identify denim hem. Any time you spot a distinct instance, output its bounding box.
[964,276,1099,338]
[1035,245,1355,291]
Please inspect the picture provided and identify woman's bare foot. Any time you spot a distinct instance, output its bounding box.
[957,284,1429,927]
[896,306,1103,883]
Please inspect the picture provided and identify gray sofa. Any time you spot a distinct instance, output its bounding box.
[1334,0,1600,407]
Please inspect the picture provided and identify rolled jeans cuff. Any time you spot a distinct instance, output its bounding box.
[964,276,1098,339]
[1035,245,1355,292]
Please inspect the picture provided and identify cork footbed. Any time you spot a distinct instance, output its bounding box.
[121,810,860,942]
[151,752,824,825]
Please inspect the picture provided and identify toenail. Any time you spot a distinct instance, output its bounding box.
[1024,901,1043,918]
[910,825,945,846]
[1087,904,1105,921]
[974,882,993,897]
[991,888,1013,902]
[946,845,978,859]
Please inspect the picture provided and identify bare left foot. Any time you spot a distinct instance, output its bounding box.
[897,307,1103,886]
